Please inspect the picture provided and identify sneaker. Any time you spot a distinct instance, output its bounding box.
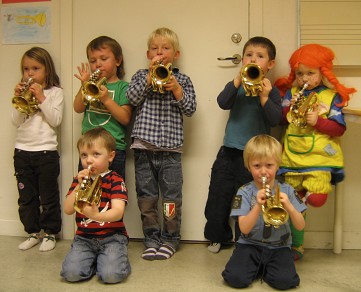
[207,242,221,253]
[39,234,56,252]
[18,233,40,250]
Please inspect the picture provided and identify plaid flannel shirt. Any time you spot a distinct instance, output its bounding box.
[126,68,196,149]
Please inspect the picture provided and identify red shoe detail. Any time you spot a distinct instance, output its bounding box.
[306,193,328,207]
[297,190,307,199]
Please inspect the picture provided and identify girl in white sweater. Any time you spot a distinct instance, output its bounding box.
[12,47,64,252]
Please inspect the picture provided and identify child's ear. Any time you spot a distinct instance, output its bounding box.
[267,59,276,71]
[173,50,180,60]
[108,151,115,164]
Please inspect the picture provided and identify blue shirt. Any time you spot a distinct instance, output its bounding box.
[218,81,282,150]
[231,181,307,248]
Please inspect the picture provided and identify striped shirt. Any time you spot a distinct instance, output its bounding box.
[126,68,196,149]
[67,171,128,239]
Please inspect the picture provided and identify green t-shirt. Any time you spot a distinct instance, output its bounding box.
[81,80,129,150]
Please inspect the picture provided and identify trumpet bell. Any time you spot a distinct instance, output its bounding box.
[261,184,289,228]
[82,77,107,104]
[12,94,39,116]
[11,78,40,117]
[262,206,289,228]
[82,69,107,106]
[150,62,172,94]
[240,63,264,96]
[74,175,102,214]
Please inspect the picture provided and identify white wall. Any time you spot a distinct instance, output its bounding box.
[1,0,360,250]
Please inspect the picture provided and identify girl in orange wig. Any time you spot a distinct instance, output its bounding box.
[274,44,356,260]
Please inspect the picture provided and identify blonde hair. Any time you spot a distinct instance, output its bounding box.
[77,127,116,153]
[147,27,180,52]
[243,135,282,170]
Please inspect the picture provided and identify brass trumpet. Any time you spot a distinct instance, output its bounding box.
[287,83,318,128]
[82,69,107,107]
[74,166,102,214]
[240,63,264,96]
[150,61,172,94]
[261,176,289,228]
[12,78,40,117]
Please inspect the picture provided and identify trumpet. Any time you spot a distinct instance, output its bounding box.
[287,83,318,128]
[150,61,172,94]
[240,63,264,96]
[82,69,107,107]
[74,165,102,214]
[12,78,40,117]
[261,176,289,228]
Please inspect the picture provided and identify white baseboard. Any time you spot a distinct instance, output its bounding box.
[0,219,27,237]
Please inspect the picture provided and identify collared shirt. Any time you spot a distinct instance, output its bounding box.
[67,171,128,239]
[231,181,307,249]
[126,68,196,149]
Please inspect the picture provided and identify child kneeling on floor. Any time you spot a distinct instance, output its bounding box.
[60,128,130,283]
[222,135,306,290]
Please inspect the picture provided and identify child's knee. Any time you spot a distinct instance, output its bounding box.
[99,270,130,284]
[222,269,251,288]
[60,269,85,283]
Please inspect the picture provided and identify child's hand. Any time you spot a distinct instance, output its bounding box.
[81,203,100,220]
[279,192,291,209]
[306,104,319,126]
[163,75,182,95]
[290,92,299,105]
[14,82,26,96]
[74,63,91,85]
[77,168,91,185]
[233,73,243,88]
[98,85,110,104]
[256,189,267,206]
[29,82,45,103]
[259,78,272,104]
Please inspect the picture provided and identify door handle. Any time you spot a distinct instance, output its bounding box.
[217,54,241,64]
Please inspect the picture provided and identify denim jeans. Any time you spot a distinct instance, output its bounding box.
[134,149,183,250]
[60,234,131,283]
[14,149,61,234]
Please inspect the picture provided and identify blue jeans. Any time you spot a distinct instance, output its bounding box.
[60,234,131,283]
[134,149,183,250]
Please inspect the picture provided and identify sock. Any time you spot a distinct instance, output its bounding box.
[142,247,158,261]
[292,245,305,261]
[290,212,306,261]
[154,244,175,260]
[18,233,40,250]
[305,193,328,207]
[39,234,56,252]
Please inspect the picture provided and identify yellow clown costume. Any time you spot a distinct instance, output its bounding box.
[274,43,356,261]
[280,85,345,197]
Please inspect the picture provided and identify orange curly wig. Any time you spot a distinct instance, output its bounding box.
[274,44,356,107]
